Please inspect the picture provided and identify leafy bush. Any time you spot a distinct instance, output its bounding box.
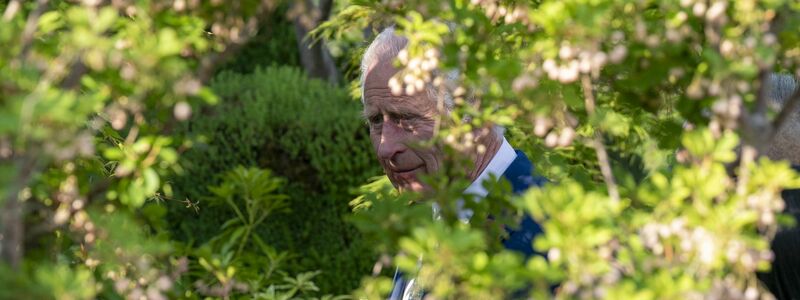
[167,66,381,294]
[178,166,339,299]
[0,1,277,298]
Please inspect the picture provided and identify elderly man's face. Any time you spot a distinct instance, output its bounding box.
[363,61,443,192]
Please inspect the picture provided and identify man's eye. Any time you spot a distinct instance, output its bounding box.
[369,115,383,125]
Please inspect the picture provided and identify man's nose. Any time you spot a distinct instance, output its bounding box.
[377,119,408,160]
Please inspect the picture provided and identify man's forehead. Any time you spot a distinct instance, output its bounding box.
[363,93,419,113]
[364,58,399,90]
[362,49,437,115]
[363,60,410,107]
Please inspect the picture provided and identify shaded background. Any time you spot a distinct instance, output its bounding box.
[164,3,380,293]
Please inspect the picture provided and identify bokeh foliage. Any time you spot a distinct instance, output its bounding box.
[4,0,800,299]
[0,0,371,298]
[317,0,800,299]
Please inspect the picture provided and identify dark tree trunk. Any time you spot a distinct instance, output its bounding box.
[1,156,37,270]
[291,0,340,84]
[1,194,23,269]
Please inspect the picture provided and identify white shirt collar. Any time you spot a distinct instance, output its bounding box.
[463,137,517,198]
[454,137,517,220]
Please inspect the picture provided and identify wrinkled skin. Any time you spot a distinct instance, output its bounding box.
[363,59,443,192]
[763,74,800,164]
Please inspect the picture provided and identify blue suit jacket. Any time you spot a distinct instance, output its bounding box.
[501,150,546,256]
[757,165,800,300]
[389,150,546,299]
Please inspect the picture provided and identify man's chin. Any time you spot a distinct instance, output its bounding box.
[389,167,429,192]
[397,181,426,193]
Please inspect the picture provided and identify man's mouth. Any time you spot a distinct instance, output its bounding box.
[392,166,422,177]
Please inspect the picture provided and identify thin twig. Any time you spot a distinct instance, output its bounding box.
[755,70,771,116]
[432,75,446,140]
[1,155,40,269]
[16,0,50,63]
[2,0,21,21]
[582,75,620,203]
[60,60,87,90]
[736,145,756,196]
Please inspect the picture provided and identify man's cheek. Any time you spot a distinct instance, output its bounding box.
[369,134,381,153]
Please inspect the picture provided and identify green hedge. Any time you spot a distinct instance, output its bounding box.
[167,66,380,294]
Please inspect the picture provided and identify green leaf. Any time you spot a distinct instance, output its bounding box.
[142,167,159,196]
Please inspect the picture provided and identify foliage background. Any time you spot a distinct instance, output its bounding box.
[0,0,380,298]
[2,0,800,299]
[169,66,380,294]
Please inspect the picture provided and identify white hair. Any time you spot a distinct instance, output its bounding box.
[359,27,505,137]
[360,27,457,110]
[764,73,800,163]
[767,73,798,107]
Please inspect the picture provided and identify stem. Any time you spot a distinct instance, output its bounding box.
[1,155,40,269]
[140,141,162,169]
[581,75,620,203]
[755,71,771,116]
[224,197,247,226]
[16,0,49,63]
[2,0,21,21]
[123,125,139,147]
[254,211,270,228]
[736,145,756,196]
[432,75,446,140]
[235,225,252,258]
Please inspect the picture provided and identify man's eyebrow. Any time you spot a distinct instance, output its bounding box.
[389,110,420,118]
[364,106,422,118]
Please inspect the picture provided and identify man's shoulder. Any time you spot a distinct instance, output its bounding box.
[502,149,546,193]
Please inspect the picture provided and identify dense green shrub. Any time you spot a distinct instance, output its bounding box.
[167,66,380,294]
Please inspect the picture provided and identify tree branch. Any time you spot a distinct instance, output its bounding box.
[755,70,771,116]
[735,145,756,196]
[291,0,340,83]
[16,0,49,63]
[2,0,21,21]
[60,60,87,90]
[582,75,620,203]
[1,155,40,269]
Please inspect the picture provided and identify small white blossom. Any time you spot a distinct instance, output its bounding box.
[174,101,192,121]
[609,45,628,63]
[705,2,727,23]
[693,2,707,17]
